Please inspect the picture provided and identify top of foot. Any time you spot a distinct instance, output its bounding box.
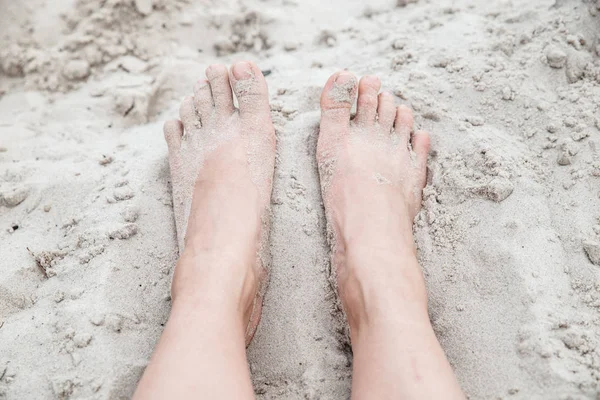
[164,61,275,254]
[317,70,430,303]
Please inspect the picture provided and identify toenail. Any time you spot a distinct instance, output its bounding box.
[335,72,354,85]
[232,62,253,80]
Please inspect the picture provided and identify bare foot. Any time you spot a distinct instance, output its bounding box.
[164,61,275,344]
[317,71,431,331]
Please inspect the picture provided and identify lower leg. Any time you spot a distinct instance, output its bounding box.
[133,252,255,400]
[344,247,463,399]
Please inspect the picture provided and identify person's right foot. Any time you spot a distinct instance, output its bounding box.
[317,71,431,333]
[164,61,276,345]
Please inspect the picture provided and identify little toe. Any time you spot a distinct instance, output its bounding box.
[164,119,183,150]
[230,61,271,116]
[193,79,213,119]
[376,92,396,132]
[394,105,414,147]
[354,75,381,126]
[206,64,235,115]
[179,95,198,133]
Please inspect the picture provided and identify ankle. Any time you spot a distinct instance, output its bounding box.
[334,217,418,261]
[337,248,428,335]
[171,249,258,320]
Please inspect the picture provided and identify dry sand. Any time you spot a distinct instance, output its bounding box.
[1,0,600,398]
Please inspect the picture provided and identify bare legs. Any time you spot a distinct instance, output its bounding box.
[133,61,275,399]
[317,71,464,399]
[133,67,464,400]
[132,276,255,399]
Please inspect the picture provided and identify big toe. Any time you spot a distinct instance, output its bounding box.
[320,71,357,115]
[230,61,270,116]
[319,71,357,149]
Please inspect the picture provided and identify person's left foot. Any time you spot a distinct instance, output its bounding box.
[164,61,276,344]
[317,71,430,332]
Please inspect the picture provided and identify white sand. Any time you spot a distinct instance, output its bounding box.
[1,0,600,398]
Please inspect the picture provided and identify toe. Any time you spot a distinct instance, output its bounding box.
[394,105,414,147]
[376,92,396,132]
[164,119,183,149]
[193,79,213,119]
[320,71,357,113]
[230,61,270,116]
[412,130,430,187]
[354,75,381,126]
[206,64,235,115]
[318,71,357,151]
[179,95,198,133]
[412,130,431,168]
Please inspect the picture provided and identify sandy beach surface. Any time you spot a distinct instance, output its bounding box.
[1,0,600,398]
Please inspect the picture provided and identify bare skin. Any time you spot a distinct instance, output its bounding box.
[133,61,274,399]
[318,71,465,399]
[134,65,464,400]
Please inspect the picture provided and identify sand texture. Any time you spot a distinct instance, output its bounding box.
[1,0,600,398]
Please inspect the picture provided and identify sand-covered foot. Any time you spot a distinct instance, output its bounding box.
[164,61,275,344]
[317,71,430,329]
